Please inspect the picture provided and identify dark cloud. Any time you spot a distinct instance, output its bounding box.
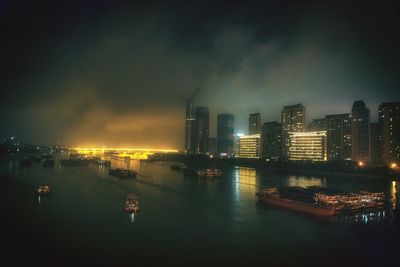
[1,0,399,148]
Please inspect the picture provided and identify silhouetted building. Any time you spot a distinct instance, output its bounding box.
[370,122,381,165]
[288,131,327,161]
[249,113,261,135]
[325,113,351,161]
[379,102,400,164]
[185,99,196,153]
[217,114,234,156]
[261,121,282,160]
[194,107,209,154]
[308,118,326,131]
[208,137,217,155]
[238,134,261,158]
[351,100,371,163]
[281,104,305,159]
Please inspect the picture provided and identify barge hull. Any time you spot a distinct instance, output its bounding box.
[259,196,336,216]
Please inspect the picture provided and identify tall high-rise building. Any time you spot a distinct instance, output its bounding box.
[370,122,381,165]
[281,104,305,159]
[184,99,196,153]
[351,100,371,163]
[238,134,261,158]
[288,131,327,162]
[379,102,400,164]
[195,107,209,154]
[217,114,234,156]
[308,118,326,131]
[261,121,282,160]
[249,113,261,135]
[325,113,351,161]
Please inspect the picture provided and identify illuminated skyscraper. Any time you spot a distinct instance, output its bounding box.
[379,102,400,164]
[281,104,305,159]
[351,100,371,163]
[184,99,196,153]
[261,121,281,160]
[288,131,327,161]
[238,134,261,158]
[195,107,209,154]
[217,114,234,156]
[249,113,261,135]
[325,113,351,161]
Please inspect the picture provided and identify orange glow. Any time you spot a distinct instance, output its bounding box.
[358,161,364,167]
[390,162,398,169]
[74,147,179,160]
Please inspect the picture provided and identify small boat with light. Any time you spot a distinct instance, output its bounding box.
[125,193,140,213]
[36,185,51,196]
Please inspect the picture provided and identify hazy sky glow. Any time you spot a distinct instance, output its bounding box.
[1,0,399,149]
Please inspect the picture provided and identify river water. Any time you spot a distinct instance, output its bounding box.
[1,154,399,266]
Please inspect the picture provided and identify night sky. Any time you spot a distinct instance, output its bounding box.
[1,0,399,149]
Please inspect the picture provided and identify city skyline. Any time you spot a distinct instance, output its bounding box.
[1,1,400,149]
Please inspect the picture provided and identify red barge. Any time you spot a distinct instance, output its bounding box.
[256,187,340,217]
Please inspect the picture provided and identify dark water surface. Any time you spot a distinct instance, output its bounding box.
[1,154,399,266]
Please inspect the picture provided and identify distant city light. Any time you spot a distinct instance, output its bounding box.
[358,161,364,167]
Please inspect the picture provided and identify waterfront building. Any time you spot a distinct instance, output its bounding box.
[325,113,351,161]
[351,100,371,163]
[184,99,196,153]
[261,121,282,160]
[308,118,326,131]
[233,134,243,157]
[249,113,261,135]
[217,114,234,156]
[379,102,400,165]
[281,104,305,159]
[288,131,327,161]
[238,134,261,159]
[195,106,209,154]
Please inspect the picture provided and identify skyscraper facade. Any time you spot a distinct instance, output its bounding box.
[281,104,305,159]
[195,107,209,154]
[351,100,371,163]
[379,102,400,164]
[288,131,327,161]
[249,113,261,135]
[370,122,381,165]
[238,134,262,158]
[261,121,282,160]
[184,99,196,153]
[217,114,234,156]
[325,113,351,161]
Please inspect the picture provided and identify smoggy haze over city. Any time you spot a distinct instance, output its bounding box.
[1,0,399,148]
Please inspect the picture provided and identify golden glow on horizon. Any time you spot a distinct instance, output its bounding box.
[390,162,398,169]
[74,147,179,160]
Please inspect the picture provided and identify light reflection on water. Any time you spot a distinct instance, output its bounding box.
[287,175,327,188]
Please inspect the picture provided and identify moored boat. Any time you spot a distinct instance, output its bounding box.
[109,168,137,178]
[257,187,339,216]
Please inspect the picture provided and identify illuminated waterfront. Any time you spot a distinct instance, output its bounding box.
[1,154,400,266]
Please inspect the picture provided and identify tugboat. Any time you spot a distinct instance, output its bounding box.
[109,168,137,178]
[36,185,51,196]
[125,193,140,213]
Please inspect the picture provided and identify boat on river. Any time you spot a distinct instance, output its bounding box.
[36,185,51,196]
[125,193,140,213]
[257,187,340,216]
[109,168,137,178]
